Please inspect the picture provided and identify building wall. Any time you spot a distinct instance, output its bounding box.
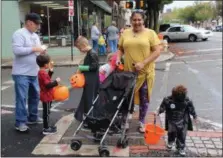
[19,1,30,24]
[2,1,20,59]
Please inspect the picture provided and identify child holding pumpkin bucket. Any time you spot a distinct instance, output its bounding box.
[156,85,198,156]
[36,54,61,135]
[74,36,100,124]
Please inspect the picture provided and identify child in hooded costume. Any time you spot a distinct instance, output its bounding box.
[156,85,198,156]
[74,36,100,122]
[99,53,117,83]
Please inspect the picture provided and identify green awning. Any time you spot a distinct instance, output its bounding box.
[90,0,112,14]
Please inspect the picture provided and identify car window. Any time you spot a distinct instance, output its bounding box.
[168,27,177,32]
[183,26,198,32]
[175,27,182,32]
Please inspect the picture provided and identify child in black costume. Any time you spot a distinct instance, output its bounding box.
[157,85,198,156]
[74,36,100,122]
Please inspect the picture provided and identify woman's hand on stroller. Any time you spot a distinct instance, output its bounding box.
[134,62,145,71]
[116,60,121,66]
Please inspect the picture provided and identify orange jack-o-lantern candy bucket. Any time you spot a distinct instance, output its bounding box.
[70,73,85,88]
[53,85,69,101]
[118,64,124,71]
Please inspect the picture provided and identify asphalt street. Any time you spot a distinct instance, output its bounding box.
[1,32,222,157]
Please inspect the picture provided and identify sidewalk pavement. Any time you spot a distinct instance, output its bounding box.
[1,48,174,69]
[32,110,222,157]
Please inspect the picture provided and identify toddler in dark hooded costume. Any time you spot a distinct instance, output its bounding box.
[74,36,99,123]
[157,85,198,156]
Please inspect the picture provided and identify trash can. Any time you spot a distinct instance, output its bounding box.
[61,37,66,46]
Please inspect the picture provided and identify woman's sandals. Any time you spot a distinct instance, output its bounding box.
[138,122,145,133]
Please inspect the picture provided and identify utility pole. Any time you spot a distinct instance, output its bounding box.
[73,0,79,41]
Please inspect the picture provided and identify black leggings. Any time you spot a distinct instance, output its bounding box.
[42,102,52,129]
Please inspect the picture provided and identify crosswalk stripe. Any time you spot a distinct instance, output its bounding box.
[3,80,14,85]
[1,109,13,114]
[1,86,11,91]
[1,104,61,112]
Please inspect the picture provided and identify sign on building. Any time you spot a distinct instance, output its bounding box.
[68,0,74,17]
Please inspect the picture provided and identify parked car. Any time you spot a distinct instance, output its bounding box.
[160,25,213,42]
[215,25,222,32]
[159,23,178,32]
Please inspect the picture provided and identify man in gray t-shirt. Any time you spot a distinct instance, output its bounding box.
[107,21,119,53]
[12,13,46,132]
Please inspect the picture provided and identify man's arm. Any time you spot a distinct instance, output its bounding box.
[12,33,33,56]
[12,33,43,56]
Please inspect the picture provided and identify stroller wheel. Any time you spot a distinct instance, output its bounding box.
[70,140,82,151]
[122,139,129,148]
[117,138,129,149]
[98,146,110,157]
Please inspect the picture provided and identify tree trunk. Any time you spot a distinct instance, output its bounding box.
[149,9,154,29]
[153,3,160,33]
[154,10,159,33]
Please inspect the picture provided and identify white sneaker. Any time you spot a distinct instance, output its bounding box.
[178,149,186,156]
[15,124,29,132]
[134,105,139,112]
[166,142,174,149]
[128,114,133,119]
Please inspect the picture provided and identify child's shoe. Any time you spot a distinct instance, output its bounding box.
[178,149,186,156]
[43,127,57,135]
[166,142,174,149]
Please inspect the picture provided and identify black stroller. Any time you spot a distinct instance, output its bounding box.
[70,71,137,157]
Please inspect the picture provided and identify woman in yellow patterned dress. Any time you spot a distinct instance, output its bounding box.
[117,11,161,133]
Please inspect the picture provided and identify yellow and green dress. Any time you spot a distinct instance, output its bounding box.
[118,28,160,123]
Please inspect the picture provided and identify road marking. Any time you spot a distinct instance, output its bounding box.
[32,114,129,156]
[160,62,171,97]
[1,109,13,114]
[1,86,11,91]
[39,114,74,144]
[187,67,199,74]
[50,102,63,111]
[164,62,171,71]
[176,52,222,59]
[1,104,61,112]
[1,80,14,91]
[184,48,222,54]
[198,117,222,129]
[171,59,222,65]
[159,113,222,129]
[3,80,14,84]
[196,108,222,111]
[32,144,129,156]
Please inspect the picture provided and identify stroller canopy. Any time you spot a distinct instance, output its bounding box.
[100,71,137,96]
[92,71,137,120]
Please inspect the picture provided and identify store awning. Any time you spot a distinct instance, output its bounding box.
[90,0,112,14]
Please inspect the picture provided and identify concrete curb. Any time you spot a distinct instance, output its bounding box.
[1,52,175,69]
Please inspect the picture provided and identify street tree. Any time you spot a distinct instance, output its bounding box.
[161,8,183,24]
[145,0,173,32]
[194,2,215,23]
[178,6,196,23]
[215,0,222,25]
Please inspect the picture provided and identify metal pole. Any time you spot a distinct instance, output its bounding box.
[71,17,74,61]
[47,6,51,47]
